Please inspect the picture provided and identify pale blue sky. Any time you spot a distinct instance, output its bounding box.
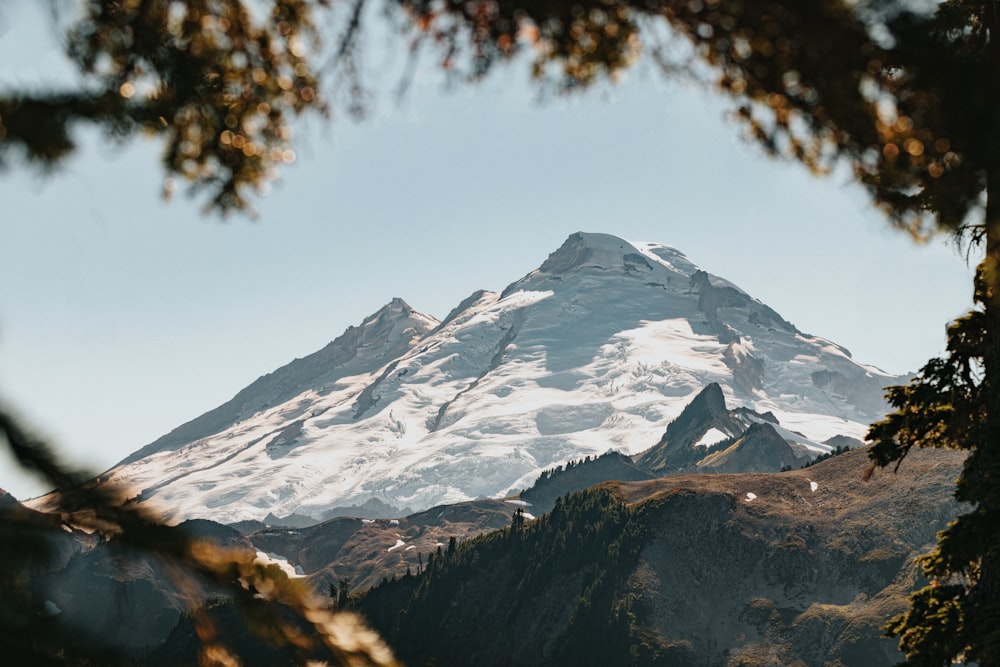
[0,3,976,499]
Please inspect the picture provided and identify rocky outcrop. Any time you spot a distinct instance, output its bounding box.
[695,421,810,473]
[636,383,741,471]
[635,383,794,474]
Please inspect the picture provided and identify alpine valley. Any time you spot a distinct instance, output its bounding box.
[100,232,908,525]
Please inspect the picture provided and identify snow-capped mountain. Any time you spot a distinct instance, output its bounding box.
[103,232,905,523]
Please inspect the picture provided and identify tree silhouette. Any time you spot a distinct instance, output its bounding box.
[1,0,329,214]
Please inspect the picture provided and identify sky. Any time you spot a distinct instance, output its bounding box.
[0,3,977,500]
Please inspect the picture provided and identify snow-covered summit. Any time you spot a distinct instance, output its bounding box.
[102,232,907,523]
[505,232,691,290]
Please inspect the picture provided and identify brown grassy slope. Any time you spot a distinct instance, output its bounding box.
[249,499,514,592]
[603,447,964,666]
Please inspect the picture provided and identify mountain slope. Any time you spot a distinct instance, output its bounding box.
[634,382,820,474]
[101,232,908,523]
[356,447,964,667]
[119,298,438,466]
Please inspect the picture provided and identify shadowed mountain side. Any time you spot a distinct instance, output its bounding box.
[0,500,252,665]
[635,381,813,475]
[354,447,964,667]
[693,421,813,473]
[1,492,513,664]
[519,451,655,515]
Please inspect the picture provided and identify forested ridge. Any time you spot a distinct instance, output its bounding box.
[350,447,967,667]
[355,488,660,667]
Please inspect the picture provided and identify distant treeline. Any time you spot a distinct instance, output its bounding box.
[782,444,853,472]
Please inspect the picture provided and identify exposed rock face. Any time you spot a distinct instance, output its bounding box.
[0,498,219,663]
[694,421,810,473]
[636,382,810,475]
[636,383,747,471]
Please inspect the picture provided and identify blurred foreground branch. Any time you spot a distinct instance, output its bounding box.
[0,404,398,667]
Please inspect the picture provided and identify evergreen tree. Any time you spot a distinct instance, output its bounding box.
[868,268,1000,665]
[338,577,351,608]
[511,507,526,533]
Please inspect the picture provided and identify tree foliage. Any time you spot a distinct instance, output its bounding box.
[1,0,328,213]
[868,265,1000,666]
[0,0,990,230]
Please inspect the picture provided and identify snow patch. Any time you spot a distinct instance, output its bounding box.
[387,539,406,552]
[744,414,833,454]
[695,427,730,448]
[745,492,757,502]
[254,551,305,578]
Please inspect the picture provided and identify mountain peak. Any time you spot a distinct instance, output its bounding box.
[503,231,687,297]
[108,232,906,523]
[537,232,645,275]
[353,298,438,345]
[375,297,413,316]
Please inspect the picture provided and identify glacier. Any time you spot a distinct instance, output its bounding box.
[96,232,905,523]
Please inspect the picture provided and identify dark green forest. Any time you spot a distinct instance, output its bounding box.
[354,488,659,667]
